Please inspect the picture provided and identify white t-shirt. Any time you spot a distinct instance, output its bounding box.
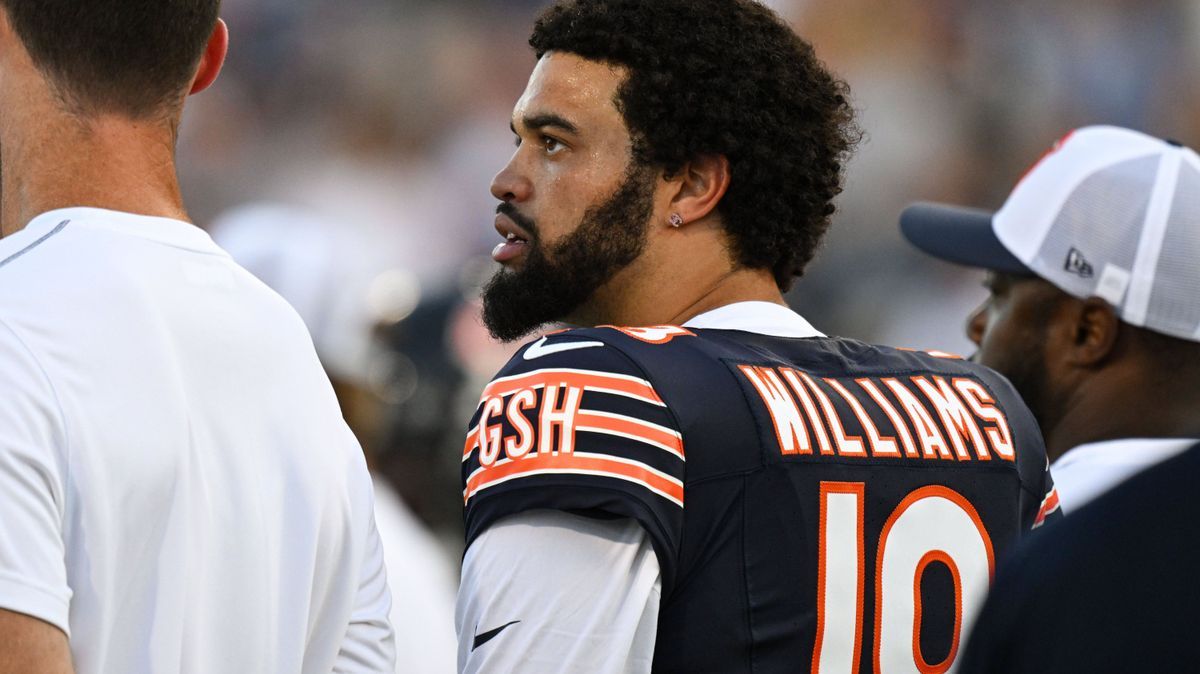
[1051,438,1196,513]
[455,302,822,673]
[0,208,395,673]
[372,477,458,674]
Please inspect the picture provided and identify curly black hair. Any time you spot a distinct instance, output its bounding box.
[530,0,859,289]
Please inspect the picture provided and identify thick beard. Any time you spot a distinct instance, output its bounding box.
[482,164,657,342]
[987,326,1062,439]
[1003,357,1055,433]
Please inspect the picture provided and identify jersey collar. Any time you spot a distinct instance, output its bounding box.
[682,301,824,338]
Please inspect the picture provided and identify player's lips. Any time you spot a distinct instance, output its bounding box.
[493,213,533,264]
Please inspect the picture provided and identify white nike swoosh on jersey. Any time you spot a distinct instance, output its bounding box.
[522,336,605,360]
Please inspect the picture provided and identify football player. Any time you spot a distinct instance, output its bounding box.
[457,1,1058,671]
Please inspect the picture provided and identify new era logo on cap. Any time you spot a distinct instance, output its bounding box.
[901,125,1200,343]
[1064,248,1094,278]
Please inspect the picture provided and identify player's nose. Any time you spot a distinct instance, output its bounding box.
[490,154,533,203]
[966,302,987,346]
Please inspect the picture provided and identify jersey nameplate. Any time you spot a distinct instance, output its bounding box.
[738,365,1014,462]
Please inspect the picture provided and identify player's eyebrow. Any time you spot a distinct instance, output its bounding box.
[512,113,580,136]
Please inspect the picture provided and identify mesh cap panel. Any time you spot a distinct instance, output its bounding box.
[1147,161,1200,339]
[1030,155,1157,301]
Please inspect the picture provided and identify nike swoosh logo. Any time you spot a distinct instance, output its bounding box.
[472,620,521,651]
[523,336,605,360]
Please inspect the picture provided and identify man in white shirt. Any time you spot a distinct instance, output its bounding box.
[902,126,1200,513]
[0,2,394,672]
[456,1,1057,671]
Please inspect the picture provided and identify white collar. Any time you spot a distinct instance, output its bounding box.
[25,207,221,254]
[682,301,824,338]
[1053,437,1197,470]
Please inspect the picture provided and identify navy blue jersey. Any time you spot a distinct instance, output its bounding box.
[462,325,1058,673]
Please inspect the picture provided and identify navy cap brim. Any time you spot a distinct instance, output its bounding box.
[900,202,1032,276]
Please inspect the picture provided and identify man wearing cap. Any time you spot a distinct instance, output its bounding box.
[902,125,1200,514]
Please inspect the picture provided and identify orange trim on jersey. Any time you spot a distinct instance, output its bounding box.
[741,366,813,456]
[600,325,696,344]
[953,378,1015,462]
[504,389,537,460]
[912,551,962,674]
[476,396,505,466]
[894,347,963,360]
[481,368,664,406]
[884,378,953,460]
[1032,488,1060,528]
[913,376,990,461]
[858,379,920,458]
[812,482,865,674]
[781,368,834,455]
[463,452,684,506]
[575,409,685,459]
[800,372,866,457]
[925,350,964,360]
[874,485,995,674]
[827,379,900,458]
[462,427,479,461]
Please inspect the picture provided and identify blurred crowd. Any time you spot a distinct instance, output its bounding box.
[175,0,1200,668]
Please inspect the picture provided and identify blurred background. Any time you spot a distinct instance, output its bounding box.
[183,0,1200,669]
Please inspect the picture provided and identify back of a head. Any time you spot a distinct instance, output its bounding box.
[530,0,859,289]
[1,0,220,118]
[1129,323,1200,385]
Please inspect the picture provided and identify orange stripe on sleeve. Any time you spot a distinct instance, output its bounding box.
[575,410,684,459]
[462,427,479,461]
[464,452,684,506]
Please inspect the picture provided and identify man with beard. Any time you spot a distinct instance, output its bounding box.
[902,126,1200,514]
[458,1,1057,672]
[903,128,1200,673]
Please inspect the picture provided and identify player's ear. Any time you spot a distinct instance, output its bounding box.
[1065,297,1121,367]
[664,153,730,227]
[189,19,228,96]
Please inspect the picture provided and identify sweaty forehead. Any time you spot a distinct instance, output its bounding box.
[513,52,628,130]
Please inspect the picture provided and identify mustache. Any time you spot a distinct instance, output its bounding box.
[496,203,538,238]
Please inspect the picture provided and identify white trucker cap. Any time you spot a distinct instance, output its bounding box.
[901,125,1200,342]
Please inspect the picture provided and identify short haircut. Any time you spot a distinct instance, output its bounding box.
[530,0,859,289]
[1,0,221,118]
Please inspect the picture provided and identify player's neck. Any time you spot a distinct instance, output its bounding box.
[1044,373,1200,461]
[0,109,188,237]
[573,238,787,327]
[661,267,788,325]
